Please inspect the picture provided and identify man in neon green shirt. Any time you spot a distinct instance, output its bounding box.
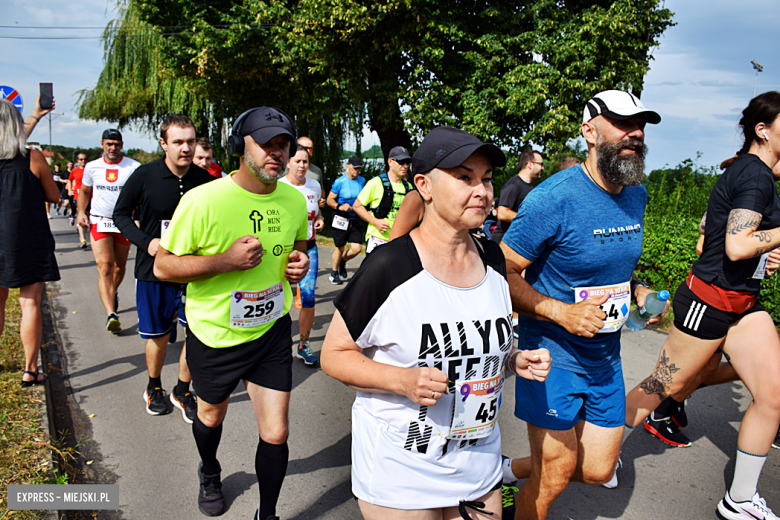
[154,107,309,519]
[353,146,413,253]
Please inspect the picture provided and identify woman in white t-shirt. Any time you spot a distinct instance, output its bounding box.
[322,127,551,519]
[281,148,324,366]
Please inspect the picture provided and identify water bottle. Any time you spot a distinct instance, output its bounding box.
[625,290,670,331]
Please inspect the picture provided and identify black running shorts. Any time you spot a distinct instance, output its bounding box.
[331,218,364,248]
[672,281,764,340]
[186,314,293,404]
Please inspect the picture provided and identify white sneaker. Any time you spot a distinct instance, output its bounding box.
[718,491,779,520]
[602,457,621,489]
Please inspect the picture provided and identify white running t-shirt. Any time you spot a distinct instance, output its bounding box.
[280,176,321,241]
[82,156,141,224]
[334,234,513,509]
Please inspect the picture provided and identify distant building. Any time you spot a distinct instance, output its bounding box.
[27,143,65,165]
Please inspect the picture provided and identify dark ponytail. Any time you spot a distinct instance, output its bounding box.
[720,155,737,170]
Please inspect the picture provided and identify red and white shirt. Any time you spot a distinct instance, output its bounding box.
[280,176,321,241]
[82,156,141,224]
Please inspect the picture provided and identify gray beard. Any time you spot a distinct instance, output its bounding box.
[244,152,277,184]
[596,135,647,187]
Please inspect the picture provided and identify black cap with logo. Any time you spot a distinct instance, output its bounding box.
[347,156,363,168]
[388,146,412,161]
[412,127,506,175]
[238,107,297,153]
[102,129,123,141]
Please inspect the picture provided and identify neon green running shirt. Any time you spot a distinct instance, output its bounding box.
[357,175,408,241]
[160,175,307,348]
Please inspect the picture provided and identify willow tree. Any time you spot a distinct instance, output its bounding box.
[78,6,213,134]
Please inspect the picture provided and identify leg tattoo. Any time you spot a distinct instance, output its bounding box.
[640,350,680,401]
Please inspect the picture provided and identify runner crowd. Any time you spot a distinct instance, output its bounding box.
[1,87,780,520]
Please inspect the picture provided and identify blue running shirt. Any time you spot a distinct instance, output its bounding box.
[330,175,367,218]
[502,165,647,374]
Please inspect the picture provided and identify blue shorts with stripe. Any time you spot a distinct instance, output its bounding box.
[672,281,763,340]
[136,280,185,339]
[515,364,625,430]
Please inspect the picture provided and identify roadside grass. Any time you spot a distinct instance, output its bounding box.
[0,289,60,519]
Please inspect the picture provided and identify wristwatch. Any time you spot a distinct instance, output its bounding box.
[631,279,651,304]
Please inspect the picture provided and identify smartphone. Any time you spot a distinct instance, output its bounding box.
[39,83,53,109]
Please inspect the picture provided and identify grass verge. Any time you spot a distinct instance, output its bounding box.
[0,289,65,519]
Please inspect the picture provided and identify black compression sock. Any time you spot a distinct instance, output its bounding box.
[193,415,222,476]
[654,396,672,418]
[148,376,162,392]
[255,437,289,519]
[175,379,190,396]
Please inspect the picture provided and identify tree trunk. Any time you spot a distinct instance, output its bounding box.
[367,62,412,162]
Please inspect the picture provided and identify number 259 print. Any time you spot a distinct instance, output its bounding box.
[230,284,284,328]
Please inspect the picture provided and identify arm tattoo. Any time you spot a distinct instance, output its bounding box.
[755,230,773,242]
[640,350,680,401]
[755,245,776,256]
[727,209,761,235]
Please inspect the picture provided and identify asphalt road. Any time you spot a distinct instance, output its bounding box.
[45,214,780,519]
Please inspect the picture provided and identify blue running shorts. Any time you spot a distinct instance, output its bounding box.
[136,280,183,339]
[514,363,625,430]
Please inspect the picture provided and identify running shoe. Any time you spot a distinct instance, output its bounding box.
[602,457,621,489]
[670,397,688,429]
[198,462,225,517]
[143,387,171,416]
[55,208,60,215]
[171,388,197,424]
[718,491,779,520]
[79,240,87,249]
[772,427,780,450]
[106,313,121,334]
[46,213,51,220]
[329,272,342,285]
[297,344,319,366]
[339,260,347,279]
[69,215,75,226]
[643,412,691,447]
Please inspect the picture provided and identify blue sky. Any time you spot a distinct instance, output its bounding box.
[2,0,778,172]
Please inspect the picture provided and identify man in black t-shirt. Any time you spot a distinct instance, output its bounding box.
[491,150,543,243]
[114,114,214,423]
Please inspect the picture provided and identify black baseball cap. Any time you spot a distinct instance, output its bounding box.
[388,146,412,161]
[412,127,506,175]
[102,129,122,141]
[238,107,297,153]
[347,156,363,168]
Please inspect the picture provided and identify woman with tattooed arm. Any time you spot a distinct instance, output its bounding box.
[624,91,780,520]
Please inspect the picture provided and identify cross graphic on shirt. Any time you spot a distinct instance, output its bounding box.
[249,210,264,233]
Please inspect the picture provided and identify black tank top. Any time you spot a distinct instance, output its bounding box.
[0,154,60,287]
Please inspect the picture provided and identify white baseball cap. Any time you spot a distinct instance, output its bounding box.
[583,90,661,125]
